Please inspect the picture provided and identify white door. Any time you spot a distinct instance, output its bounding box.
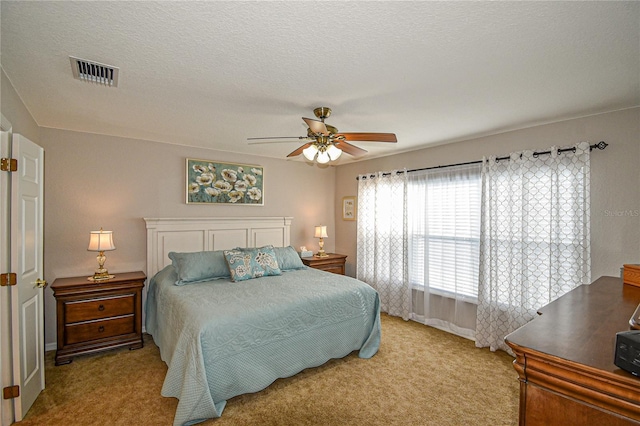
[9,134,45,420]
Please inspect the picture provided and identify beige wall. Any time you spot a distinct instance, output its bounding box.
[335,107,640,280]
[38,128,336,347]
[1,68,39,141]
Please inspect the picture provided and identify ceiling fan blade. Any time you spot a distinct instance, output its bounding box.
[247,136,307,145]
[287,142,313,158]
[336,132,397,143]
[303,117,328,135]
[334,141,368,157]
[247,140,302,145]
[247,136,304,140]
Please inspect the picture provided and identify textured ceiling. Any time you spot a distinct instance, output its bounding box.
[1,1,639,164]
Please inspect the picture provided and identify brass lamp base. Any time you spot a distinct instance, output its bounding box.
[88,250,114,281]
[316,237,329,257]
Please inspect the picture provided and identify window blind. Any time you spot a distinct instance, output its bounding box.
[408,164,482,301]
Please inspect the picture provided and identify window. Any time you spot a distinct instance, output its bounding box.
[407,164,482,302]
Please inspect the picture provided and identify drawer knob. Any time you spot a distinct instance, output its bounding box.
[98,304,105,311]
[98,326,105,332]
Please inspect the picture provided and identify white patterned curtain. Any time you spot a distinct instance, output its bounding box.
[357,171,410,319]
[475,142,591,353]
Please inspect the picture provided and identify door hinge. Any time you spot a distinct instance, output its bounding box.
[0,158,17,172]
[0,273,17,286]
[2,385,19,399]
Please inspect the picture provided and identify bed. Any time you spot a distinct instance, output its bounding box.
[144,217,381,426]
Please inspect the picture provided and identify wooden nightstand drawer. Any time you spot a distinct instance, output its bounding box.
[301,253,347,275]
[320,266,345,275]
[65,294,135,323]
[51,271,146,365]
[65,315,135,345]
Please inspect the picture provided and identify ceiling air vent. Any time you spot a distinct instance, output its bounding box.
[69,56,119,87]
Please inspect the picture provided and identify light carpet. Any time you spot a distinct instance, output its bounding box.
[17,314,518,425]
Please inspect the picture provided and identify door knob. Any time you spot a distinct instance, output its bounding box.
[34,278,48,288]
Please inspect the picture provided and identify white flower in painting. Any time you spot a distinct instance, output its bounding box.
[214,180,232,193]
[196,173,214,186]
[251,168,262,176]
[248,187,262,201]
[204,187,220,197]
[228,190,243,203]
[193,164,208,173]
[208,164,216,172]
[188,182,200,194]
[221,169,238,183]
[238,167,244,173]
[234,180,248,192]
[243,174,257,186]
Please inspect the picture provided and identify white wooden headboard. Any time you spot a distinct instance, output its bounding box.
[144,217,292,279]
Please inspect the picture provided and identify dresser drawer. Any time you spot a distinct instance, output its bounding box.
[65,315,135,345]
[319,265,345,275]
[65,294,135,323]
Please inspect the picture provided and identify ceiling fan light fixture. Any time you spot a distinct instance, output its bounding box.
[303,144,319,161]
[327,144,342,161]
[316,150,330,164]
[249,107,397,163]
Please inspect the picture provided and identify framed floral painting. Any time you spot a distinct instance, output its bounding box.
[186,158,264,205]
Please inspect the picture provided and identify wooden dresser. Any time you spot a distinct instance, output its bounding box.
[505,276,640,425]
[51,271,146,365]
[301,253,347,275]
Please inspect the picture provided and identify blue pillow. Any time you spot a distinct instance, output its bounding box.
[273,246,306,271]
[224,245,282,282]
[168,250,230,286]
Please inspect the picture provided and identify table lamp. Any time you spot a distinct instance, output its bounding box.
[87,228,116,281]
[314,225,329,257]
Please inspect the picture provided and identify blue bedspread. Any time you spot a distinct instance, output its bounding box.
[145,266,381,426]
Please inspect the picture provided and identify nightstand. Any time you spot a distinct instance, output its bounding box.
[51,271,146,365]
[301,253,347,275]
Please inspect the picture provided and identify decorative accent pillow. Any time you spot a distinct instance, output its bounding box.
[224,245,282,282]
[273,246,306,271]
[168,250,230,285]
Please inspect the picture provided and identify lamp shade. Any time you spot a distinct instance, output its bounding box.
[314,225,328,239]
[316,151,330,164]
[327,144,342,161]
[87,229,116,252]
[303,144,319,161]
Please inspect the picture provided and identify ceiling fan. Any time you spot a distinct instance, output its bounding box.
[247,107,397,163]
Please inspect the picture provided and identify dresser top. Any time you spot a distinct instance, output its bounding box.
[506,276,640,378]
[301,253,347,261]
[51,271,146,290]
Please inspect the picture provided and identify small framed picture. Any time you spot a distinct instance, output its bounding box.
[342,196,356,221]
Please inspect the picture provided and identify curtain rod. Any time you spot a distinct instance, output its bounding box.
[356,141,608,180]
